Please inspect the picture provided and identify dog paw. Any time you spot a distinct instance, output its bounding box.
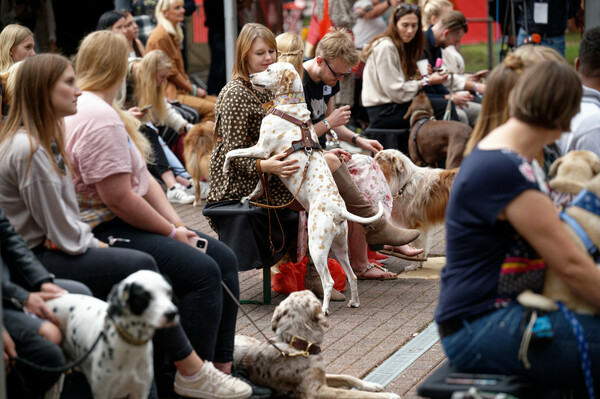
[348,300,360,308]
[360,381,384,392]
[386,394,401,399]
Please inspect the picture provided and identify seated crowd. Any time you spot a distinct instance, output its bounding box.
[0,0,599,396]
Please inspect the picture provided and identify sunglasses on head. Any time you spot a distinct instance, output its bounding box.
[323,58,352,78]
[395,3,419,18]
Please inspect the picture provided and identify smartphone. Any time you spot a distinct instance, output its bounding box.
[139,104,153,111]
[189,236,208,253]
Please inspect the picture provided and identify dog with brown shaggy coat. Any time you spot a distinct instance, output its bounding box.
[375,149,457,269]
[404,92,472,169]
[234,290,400,399]
[183,121,214,206]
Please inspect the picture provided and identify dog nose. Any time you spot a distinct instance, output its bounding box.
[165,310,179,322]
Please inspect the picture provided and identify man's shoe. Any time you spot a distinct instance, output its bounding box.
[231,368,272,399]
[174,362,252,399]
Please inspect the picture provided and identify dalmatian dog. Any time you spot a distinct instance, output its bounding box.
[223,62,383,315]
[47,270,179,399]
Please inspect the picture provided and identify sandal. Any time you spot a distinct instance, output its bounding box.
[355,263,398,280]
[379,249,428,262]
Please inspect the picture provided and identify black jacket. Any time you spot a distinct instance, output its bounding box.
[1,207,53,309]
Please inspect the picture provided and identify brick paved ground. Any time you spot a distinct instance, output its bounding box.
[175,202,447,398]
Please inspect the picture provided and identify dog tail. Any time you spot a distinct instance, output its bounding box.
[341,201,384,225]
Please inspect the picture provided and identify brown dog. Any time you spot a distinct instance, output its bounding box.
[403,92,472,169]
[183,121,214,206]
[374,149,457,270]
[548,150,600,195]
[234,290,400,399]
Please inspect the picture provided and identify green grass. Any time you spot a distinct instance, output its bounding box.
[461,31,581,73]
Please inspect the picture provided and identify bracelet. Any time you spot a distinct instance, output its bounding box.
[421,76,430,87]
[322,119,331,130]
[473,83,479,96]
[192,84,197,97]
[167,226,177,239]
[174,221,187,228]
[352,133,360,145]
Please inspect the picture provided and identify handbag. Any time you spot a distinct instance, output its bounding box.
[203,200,299,271]
[167,99,200,124]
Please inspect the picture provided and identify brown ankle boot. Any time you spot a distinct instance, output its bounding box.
[332,163,420,251]
[304,259,346,302]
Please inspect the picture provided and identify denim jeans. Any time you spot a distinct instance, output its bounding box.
[441,301,600,390]
[93,217,240,363]
[517,28,566,57]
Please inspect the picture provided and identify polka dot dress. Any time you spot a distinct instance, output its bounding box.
[208,77,293,206]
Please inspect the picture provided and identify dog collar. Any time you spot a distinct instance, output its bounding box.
[570,189,600,216]
[393,183,407,201]
[282,335,321,358]
[559,211,600,262]
[105,316,151,346]
[409,110,434,129]
[273,92,305,106]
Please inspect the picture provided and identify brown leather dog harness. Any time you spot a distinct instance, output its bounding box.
[409,110,436,168]
[268,108,322,156]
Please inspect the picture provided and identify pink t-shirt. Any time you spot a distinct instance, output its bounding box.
[64,91,149,199]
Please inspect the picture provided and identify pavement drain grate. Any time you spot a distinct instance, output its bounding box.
[363,322,440,387]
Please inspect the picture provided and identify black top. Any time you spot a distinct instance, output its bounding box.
[302,68,340,148]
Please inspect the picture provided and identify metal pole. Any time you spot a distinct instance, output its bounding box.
[224,0,238,83]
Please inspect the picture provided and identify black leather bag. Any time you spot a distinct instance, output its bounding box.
[202,200,298,271]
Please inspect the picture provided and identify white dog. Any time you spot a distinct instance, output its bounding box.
[47,270,179,399]
[234,290,400,399]
[375,149,457,269]
[223,62,383,315]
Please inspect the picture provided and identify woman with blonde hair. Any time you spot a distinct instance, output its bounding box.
[276,32,304,78]
[126,49,199,203]
[0,24,35,75]
[64,30,252,399]
[464,45,565,156]
[146,0,217,123]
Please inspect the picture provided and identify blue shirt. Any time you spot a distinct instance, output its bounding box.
[435,147,541,323]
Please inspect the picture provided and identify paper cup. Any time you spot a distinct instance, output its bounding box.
[416,59,429,76]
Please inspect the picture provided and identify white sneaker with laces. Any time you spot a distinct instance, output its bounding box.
[167,183,195,204]
[174,362,252,399]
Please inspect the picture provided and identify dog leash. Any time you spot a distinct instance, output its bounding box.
[220,281,319,358]
[9,330,105,373]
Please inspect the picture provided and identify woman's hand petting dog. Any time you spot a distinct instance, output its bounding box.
[452,91,473,108]
[24,292,61,324]
[260,153,300,178]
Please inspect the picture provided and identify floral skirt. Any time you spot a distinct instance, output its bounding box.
[296,154,392,259]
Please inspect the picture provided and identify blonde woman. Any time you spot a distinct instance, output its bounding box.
[64,31,252,399]
[276,32,304,78]
[146,0,217,123]
[0,24,35,76]
[125,50,198,203]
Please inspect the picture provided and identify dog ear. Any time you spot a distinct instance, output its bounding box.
[311,302,329,329]
[548,157,563,179]
[127,283,152,316]
[403,101,414,120]
[591,157,600,176]
[107,283,126,317]
[280,69,296,94]
[271,305,284,332]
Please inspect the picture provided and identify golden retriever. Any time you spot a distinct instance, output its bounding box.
[375,149,457,270]
[233,290,400,399]
[183,121,214,206]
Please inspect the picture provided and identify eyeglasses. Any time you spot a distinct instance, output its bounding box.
[323,58,352,78]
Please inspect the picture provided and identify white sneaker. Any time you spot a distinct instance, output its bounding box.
[167,183,195,204]
[174,362,252,399]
